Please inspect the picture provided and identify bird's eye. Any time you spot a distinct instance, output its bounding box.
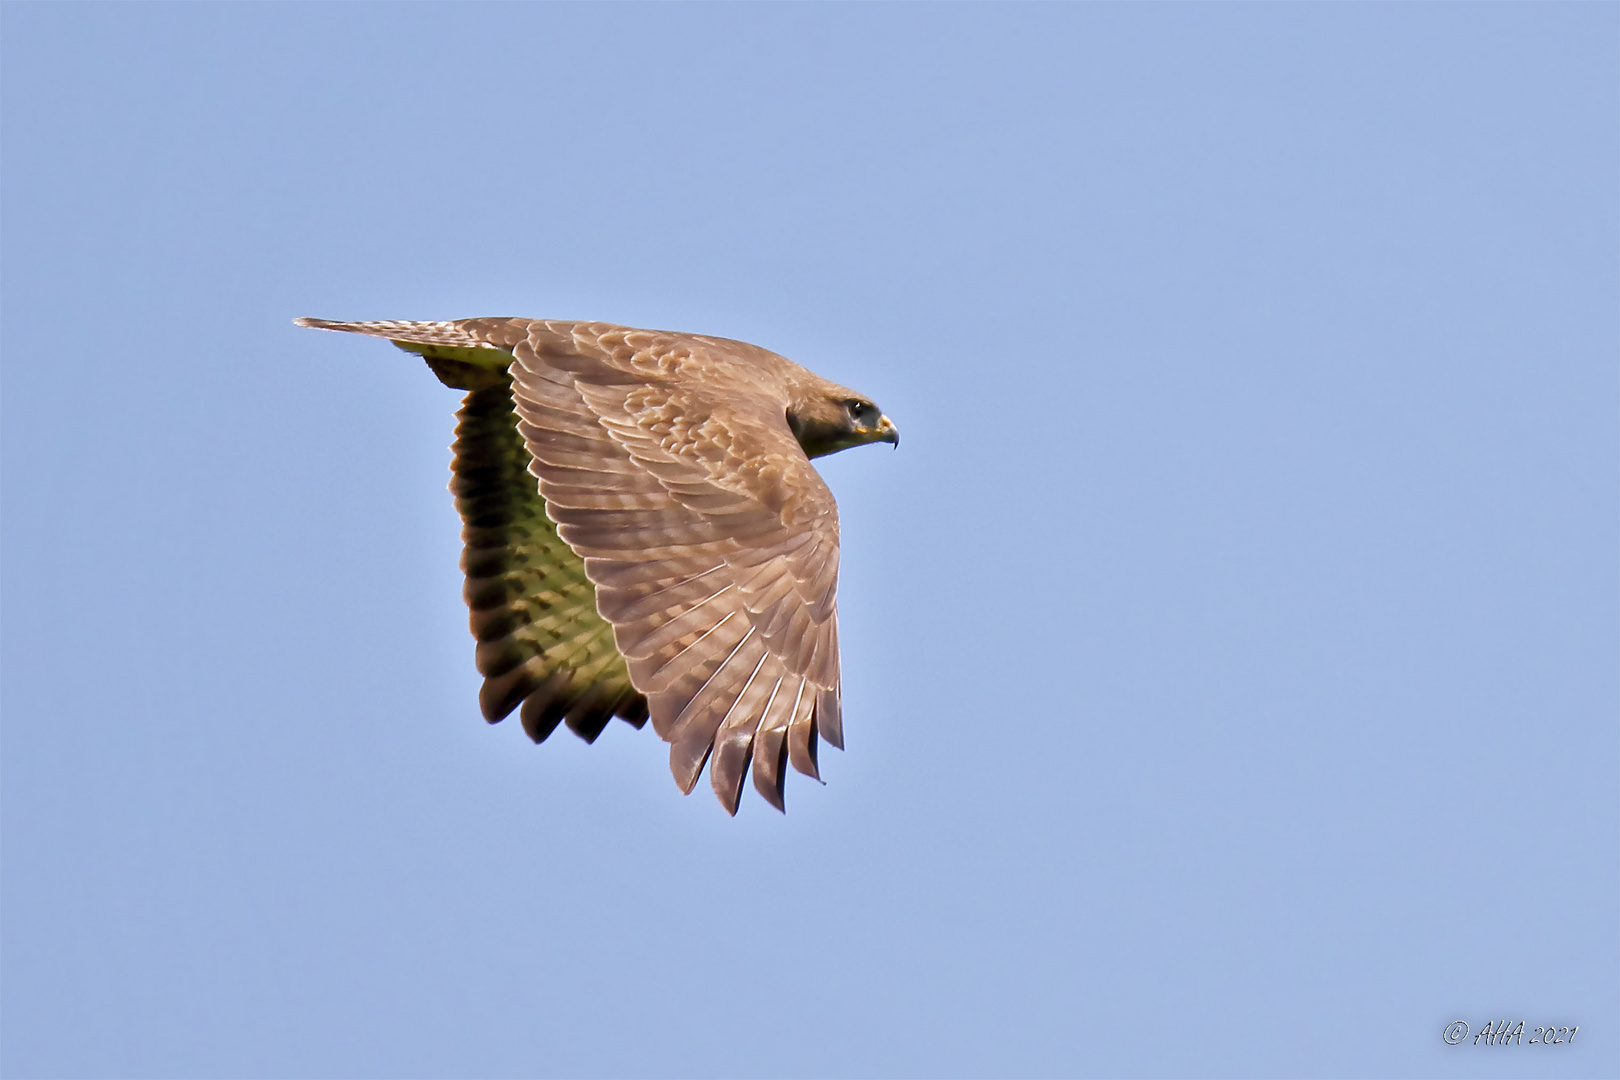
[846,400,873,424]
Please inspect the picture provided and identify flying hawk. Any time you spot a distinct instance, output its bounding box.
[296,317,897,814]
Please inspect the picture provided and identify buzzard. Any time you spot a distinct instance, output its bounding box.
[296,317,897,814]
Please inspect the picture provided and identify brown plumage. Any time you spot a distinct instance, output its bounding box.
[296,317,897,814]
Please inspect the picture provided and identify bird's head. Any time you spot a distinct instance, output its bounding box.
[787,387,899,459]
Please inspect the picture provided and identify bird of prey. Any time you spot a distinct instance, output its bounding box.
[296,317,897,814]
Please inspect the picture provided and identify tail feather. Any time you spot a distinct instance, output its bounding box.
[294,316,502,348]
[295,317,525,374]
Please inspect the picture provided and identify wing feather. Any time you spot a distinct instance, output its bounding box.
[616,584,738,662]
[444,369,645,735]
[500,323,845,808]
[750,676,805,812]
[708,668,786,813]
[595,565,731,624]
[668,629,764,793]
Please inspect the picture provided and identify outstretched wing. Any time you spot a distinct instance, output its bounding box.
[298,317,844,813]
[505,322,844,814]
[432,356,648,744]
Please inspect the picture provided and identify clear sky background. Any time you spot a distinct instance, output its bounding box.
[2,4,1615,1079]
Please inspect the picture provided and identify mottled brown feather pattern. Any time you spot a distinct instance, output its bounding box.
[295,316,896,813]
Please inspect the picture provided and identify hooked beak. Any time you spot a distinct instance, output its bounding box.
[876,414,899,448]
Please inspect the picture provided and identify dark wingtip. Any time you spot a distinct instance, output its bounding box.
[751,725,790,813]
[816,689,844,751]
[520,697,566,744]
[766,743,788,813]
[565,708,614,744]
[788,715,821,782]
[670,742,711,796]
[759,782,786,814]
[616,693,651,729]
[710,736,752,816]
[478,684,521,724]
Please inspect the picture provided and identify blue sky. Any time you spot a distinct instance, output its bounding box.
[2,4,1614,1078]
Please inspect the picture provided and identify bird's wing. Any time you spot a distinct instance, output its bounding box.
[298,320,647,740]
[434,358,648,745]
[298,318,843,813]
[505,321,844,814]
